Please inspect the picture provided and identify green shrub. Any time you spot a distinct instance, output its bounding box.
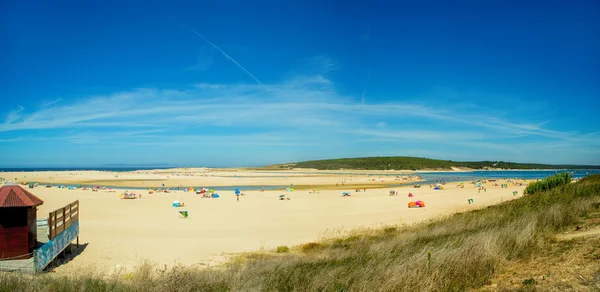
[276,245,289,253]
[300,242,324,253]
[524,172,572,195]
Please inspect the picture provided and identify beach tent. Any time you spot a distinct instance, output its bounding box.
[408,192,414,197]
[179,210,189,218]
[342,192,350,197]
[279,194,286,200]
[172,200,183,207]
[235,188,240,195]
[213,193,219,198]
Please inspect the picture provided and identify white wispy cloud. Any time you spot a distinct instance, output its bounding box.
[1,75,598,163]
[312,56,339,73]
[4,106,24,124]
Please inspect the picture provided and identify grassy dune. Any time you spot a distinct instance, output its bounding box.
[2,175,600,291]
[271,156,600,170]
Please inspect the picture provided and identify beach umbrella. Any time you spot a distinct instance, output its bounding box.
[235,188,240,195]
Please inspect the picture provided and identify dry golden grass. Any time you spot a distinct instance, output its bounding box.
[2,175,599,292]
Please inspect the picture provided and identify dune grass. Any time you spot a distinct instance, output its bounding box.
[524,172,572,195]
[2,175,600,292]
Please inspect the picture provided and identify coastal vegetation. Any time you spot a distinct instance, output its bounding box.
[524,172,573,195]
[1,174,599,291]
[266,156,600,170]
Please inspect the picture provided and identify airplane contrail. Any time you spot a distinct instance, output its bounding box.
[170,16,270,91]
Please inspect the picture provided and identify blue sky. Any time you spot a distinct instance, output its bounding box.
[1,0,599,167]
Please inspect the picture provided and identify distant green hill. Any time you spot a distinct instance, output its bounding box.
[266,156,600,170]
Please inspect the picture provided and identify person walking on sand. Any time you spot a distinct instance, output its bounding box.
[236,193,240,202]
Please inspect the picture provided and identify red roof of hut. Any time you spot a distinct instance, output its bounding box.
[0,185,44,207]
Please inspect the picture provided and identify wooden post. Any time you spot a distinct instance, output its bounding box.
[48,213,53,239]
[62,207,66,232]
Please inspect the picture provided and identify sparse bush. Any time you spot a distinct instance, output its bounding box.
[300,242,324,253]
[276,245,289,253]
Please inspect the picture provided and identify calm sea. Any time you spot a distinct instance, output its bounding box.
[417,169,600,184]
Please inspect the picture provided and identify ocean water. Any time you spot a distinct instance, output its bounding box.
[417,169,600,184]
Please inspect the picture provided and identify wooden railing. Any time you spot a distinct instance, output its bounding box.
[48,200,79,240]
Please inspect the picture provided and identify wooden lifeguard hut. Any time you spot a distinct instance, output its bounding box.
[0,185,44,259]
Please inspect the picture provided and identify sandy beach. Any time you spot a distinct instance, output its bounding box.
[2,168,423,189]
[0,170,528,273]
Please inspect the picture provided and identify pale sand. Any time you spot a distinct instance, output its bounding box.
[1,169,421,188]
[0,170,527,274]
